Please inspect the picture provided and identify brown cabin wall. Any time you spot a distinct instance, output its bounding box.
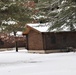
[57,32,76,49]
[27,30,43,50]
[43,32,76,50]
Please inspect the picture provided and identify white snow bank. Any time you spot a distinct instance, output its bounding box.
[0,49,76,75]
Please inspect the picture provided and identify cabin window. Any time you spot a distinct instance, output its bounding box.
[51,35,56,44]
[63,36,67,42]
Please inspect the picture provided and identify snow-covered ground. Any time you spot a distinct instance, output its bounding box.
[0,48,76,75]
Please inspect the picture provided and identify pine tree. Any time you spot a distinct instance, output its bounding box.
[48,0,76,31]
[0,0,34,52]
[0,0,33,32]
[33,0,76,31]
[31,0,51,23]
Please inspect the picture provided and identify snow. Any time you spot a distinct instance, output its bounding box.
[27,23,51,32]
[2,20,17,25]
[10,31,23,36]
[27,22,76,32]
[31,15,47,20]
[27,22,68,32]
[16,31,23,36]
[0,48,76,75]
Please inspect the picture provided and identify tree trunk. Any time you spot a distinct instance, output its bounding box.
[14,31,18,52]
[15,41,18,52]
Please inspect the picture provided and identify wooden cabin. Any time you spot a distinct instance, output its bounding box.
[23,23,76,53]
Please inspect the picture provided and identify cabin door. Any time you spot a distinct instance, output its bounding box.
[45,34,56,50]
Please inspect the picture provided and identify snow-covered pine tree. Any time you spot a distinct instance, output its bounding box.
[0,0,36,35]
[0,0,34,52]
[33,0,76,31]
[48,0,76,31]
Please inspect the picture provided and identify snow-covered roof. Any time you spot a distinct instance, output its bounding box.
[27,23,76,32]
[27,23,51,32]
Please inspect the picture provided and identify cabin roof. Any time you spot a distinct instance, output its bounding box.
[23,22,76,35]
[27,23,75,32]
[27,23,51,32]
